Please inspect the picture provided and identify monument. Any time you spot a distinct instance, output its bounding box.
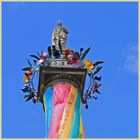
[52,20,68,50]
[39,21,86,138]
[21,21,103,138]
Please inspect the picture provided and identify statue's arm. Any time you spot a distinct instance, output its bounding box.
[52,29,56,45]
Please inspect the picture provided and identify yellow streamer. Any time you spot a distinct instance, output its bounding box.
[57,85,78,138]
[43,96,46,112]
[78,115,85,138]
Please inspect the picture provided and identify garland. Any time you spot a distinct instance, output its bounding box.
[21,47,104,109]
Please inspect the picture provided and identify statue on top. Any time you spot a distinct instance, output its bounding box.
[52,21,68,50]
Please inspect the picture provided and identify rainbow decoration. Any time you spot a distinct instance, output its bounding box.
[43,83,85,138]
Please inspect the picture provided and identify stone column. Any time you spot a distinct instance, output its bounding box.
[38,67,86,138]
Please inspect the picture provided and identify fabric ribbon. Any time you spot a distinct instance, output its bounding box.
[43,83,85,138]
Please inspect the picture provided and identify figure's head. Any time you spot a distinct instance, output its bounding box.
[57,20,62,28]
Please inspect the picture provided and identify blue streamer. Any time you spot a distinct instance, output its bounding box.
[44,86,53,138]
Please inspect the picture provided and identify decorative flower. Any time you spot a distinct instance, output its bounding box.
[94,76,101,81]
[73,52,80,61]
[41,52,47,59]
[85,60,94,71]
[37,59,45,64]
[21,85,30,92]
[64,49,70,58]
[81,97,86,104]
[25,71,33,77]
[34,95,37,99]
[67,60,73,65]
[67,60,82,66]
[32,96,38,103]
[24,76,29,83]
[67,52,82,66]
[92,83,101,92]
[37,52,47,65]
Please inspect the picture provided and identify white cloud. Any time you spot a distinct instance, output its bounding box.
[121,44,138,74]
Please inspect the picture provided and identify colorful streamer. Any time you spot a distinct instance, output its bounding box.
[69,91,80,138]
[44,87,53,138]
[48,84,71,137]
[57,85,78,138]
[43,83,85,138]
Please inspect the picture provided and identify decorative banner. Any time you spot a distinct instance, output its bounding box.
[69,90,80,138]
[57,85,78,138]
[78,115,85,138]
[48,84,71,137]
[43,83,85,138]
[43,87,53,138]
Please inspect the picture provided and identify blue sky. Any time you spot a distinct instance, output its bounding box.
[2,2,138,138]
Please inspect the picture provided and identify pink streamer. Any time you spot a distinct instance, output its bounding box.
[48,83,71,138]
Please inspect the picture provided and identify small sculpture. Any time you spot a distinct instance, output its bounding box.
[52,20,68,50]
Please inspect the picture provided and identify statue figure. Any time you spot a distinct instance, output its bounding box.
[52,21,68,50]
